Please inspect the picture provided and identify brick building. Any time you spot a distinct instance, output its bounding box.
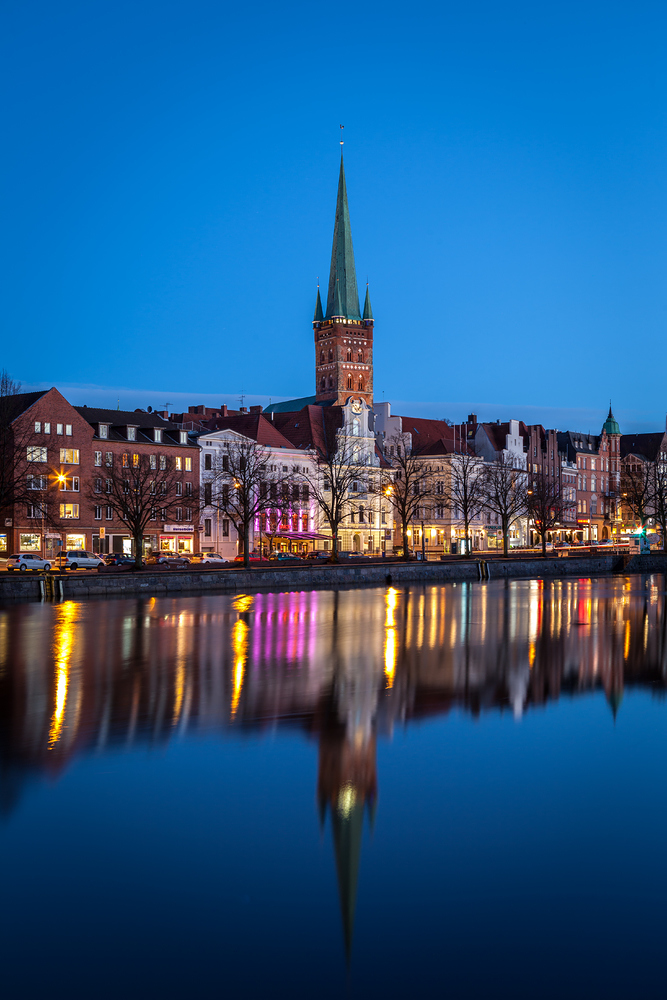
[556,408,622,542]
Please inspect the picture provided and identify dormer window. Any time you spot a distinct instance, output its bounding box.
[99,424,108,439]
[154,428,162,443]
[127,426,136,441]
[180,431,187,444]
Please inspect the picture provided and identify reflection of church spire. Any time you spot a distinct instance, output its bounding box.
[331,790,365,960]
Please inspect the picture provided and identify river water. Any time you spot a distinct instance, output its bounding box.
[1,576,666,998]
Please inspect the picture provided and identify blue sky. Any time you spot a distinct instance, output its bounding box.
[3,0,666,431]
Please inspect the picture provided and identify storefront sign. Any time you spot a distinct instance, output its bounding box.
[163,525,193,533]
[45,532,61,539]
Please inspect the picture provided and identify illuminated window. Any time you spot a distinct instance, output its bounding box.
[99,424,108,438]
[65,424,72,436]
[154,428,162,443]
[150,454,157,469]
[57,423,63,435]
[185,457,192,472]
[159,455,166,470]
[106,452,113,467]
[34,421,41,433]
[27,446,47,462]
[122,453,129,467]
[132,453,139,467]
[59,449,79,464]
[59,503,79,519]
[175,457,182,471]
[44,423,51,434]
[127,427,136,441]
[180,432,188,444]
[94,451,102,466]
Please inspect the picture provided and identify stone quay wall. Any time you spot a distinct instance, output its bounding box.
[1,553,666,603]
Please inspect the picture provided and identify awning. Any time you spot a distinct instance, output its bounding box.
[269,530,329,541]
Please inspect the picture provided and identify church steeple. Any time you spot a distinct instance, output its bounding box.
[313,285,324,323]
[325,155,361,320]
[362,283,373,321]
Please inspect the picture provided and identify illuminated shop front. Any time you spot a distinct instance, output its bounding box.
[160,524,194,554]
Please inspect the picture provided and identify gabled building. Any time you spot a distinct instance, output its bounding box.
[556,407,622,542]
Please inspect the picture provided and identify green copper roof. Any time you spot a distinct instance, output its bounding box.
[362,283,373,320]
[313,286,323,322]
[602,405,620,436]
[325,155,361,320]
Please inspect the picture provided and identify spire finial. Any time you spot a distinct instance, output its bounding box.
[339,124,344,147]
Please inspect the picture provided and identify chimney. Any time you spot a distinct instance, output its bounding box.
[240,407,248,414]
[467,413,477,424]
[249,405,263,413]
[221,405,228,417]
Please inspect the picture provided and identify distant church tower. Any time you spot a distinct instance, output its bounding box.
[313,154,374,406]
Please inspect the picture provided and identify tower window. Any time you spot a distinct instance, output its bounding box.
[358,376,364,391]
[328,376,333,389]
[347,375,353,390]
[320,376,326,390]
[319,350,324,364]
[328,348,333,361]
[346,348,352,361]
[357,350,363,362]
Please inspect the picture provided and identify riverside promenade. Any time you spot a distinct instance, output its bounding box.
[1,553,666,602]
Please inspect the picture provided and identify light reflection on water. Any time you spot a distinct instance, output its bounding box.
[1,576,667,998]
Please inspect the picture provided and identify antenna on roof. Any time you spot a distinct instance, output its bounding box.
[162,402,171,414]
[117,399,120,410]
[239,389,245,407]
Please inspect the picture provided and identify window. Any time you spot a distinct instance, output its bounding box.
[94,506,102,520]
[302,484,309,501]
[582,500,587,514]
[27,474,46,490]
[106,452,113,467]
[357,350,363,362]
[320,377,326,391]
[222,519,230,537]
[175,457,182,471]
[65,424,72,436]
[27,446,47,462]
[180,431,187,444]
[176,483,183,496]
[122,453,129,467]
[99,424,108,439]
[150,454,157,470]
[328,376,333,389]
[328,348,333,361]
[94,451,102,467]
[359,506,365,523]
[204,483,212,505]
[346,348,352,361]
[132,453,139,467]
[347,375,353,389]
[358,377,364,391]
[94,478,102,493]
[19,533,41,550]
[57,423,63,435]
[186,508,192,522]
[185,482,192,496]
[59,503,79,519]
[34,421,41,433]
[105,479,112,493]
[59,449,79,464]
[591,458,596,471]
[44,422,51,434]
[176,507,183,521]
[159,455,166,470]
[26,504,46,519]
[127,427,136,441]
[106,506,113,520]
[205,453,212,470]
[320,350,324,364]
[161,508,167,520]
[150,508,157,520]
[204,518,212,537]
[154,428,162,443]
[185,457,192,472]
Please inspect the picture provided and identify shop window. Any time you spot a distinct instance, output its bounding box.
[94,451,102,467]
[154,428,162,443]
[222,519,230,537]
[106,506,113,520]
[44,423,51,434]
[99,424,108,438]
[27,446,47,462]
[57,423,63,435]
[175,457,182,471]
[65,424,72,436]
[205,453,212,470]
[19,533,41,551]
[185,457,192,472]
[35,421,41,433]
[94,506,102,520]
[127,427,136,441]
[59,503,79,519]
[65,534,85,550]
[59,449,79,465]
[204,518,212,537]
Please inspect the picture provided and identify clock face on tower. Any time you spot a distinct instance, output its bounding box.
[351,399,363,414]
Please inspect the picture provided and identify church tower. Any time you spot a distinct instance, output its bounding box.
[313,155,374,406]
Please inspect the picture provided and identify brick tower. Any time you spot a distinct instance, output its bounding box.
[313,154,374,405]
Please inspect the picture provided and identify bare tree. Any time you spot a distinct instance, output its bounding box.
[525,470,576,556]
[300,434,362,563]
[0,370,50,520]
[203,438,289,568]
[481,455,528,557]
[447,450,486,556]
[650,461,667,551]
[89,453,187,568]
[621,461,653,530]
[380,433,437,561]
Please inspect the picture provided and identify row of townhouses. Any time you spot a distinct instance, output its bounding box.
[2,155,666,560]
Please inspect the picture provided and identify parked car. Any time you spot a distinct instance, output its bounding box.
[305,550,330,560]
[268,551,302,561]
[145,554,191,569]
[233,554,262,563]
[55,550,105,571]
[103,554,142,568]
[190,553,229,565]
[6,553,52,572]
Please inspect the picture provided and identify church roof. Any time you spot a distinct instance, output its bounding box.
[602,406,621,436]
[362,284,373,320]
[325,155,361,320]
[264,395,334,415]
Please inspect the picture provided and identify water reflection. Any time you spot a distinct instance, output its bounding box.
[1,576,666,956]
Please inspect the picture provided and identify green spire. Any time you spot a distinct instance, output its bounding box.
[602,405,620,436]
[331,795,364,962]
[362,283,373,320]
[325,154,361,320]
[313,285,323,322]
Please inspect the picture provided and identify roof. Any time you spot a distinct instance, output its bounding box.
[477,420,530,454]
[75,405,175,429]
[362,284,373,321]
[264,395,334,415]
[602,406,621,436]
[325,154,361,320]
[273,405,344,459]
[2,389,49,424]
[198,413,297,449]
[557,430,601,461]
[620,432,665,462]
